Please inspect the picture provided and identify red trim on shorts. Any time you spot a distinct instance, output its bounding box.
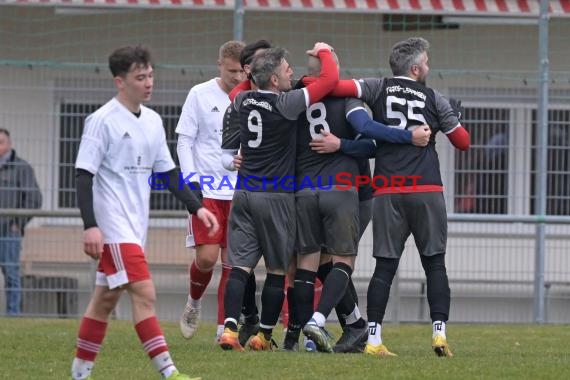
[191,198,231,247]
[373,184,444,196]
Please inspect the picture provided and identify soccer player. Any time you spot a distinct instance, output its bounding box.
[221,39,272,347]
[346,37,470,357]
[176,40,246,342]
[71,45,218,380]
[218,43,339,351]
[291,53,431,353]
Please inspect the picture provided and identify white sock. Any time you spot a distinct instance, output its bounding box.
[344,305,362,325]
[367,322,382,346]
[309,312,326,327]
[432,321,446,338]
[71,358,94,380]
[216,324,225,338]
[224,318,238,329]
[152,351,177,379]
[188,296,201,308]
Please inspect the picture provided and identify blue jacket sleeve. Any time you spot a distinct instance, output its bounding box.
[339,138,376,159]
[347,108,412,143]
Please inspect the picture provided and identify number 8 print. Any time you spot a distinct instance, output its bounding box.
[306,102,330,139]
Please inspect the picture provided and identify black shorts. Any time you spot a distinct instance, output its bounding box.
[372,192,447,259]
[295,189,359,256]
[358,198,373,240]
[228,190,295,271]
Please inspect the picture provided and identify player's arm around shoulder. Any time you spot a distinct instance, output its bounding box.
[303,43,339,106]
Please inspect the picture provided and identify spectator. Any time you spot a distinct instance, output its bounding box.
[0,128,42,316]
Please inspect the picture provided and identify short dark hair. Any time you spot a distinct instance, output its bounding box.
[389,37,430,77]
[108,45,152,77]
[240,39,272,68]
[0,128,10,137]
[250,47,288,90]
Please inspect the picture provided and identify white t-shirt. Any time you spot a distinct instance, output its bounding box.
[176,78,236,200]
[75,97,175,247]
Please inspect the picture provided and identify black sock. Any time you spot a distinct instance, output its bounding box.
[317,262,353,328]
[334,281,358,329]
[259,273,285,338]
[242,272,259,323]
[315,262,353,319]
[366,257,399,324]
[316,261,332,282]
[347,279,358,306]
[286,287,301,331]
[293,268,317,327]
[421,254,450,322]
[224,267,250,331]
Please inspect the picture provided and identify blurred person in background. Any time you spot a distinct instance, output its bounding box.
[0,127,42,316]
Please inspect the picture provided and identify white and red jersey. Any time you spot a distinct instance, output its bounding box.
[75,97,175,247]
[176,78,236,200]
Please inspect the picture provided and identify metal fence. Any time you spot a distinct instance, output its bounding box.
[0,1,569,323]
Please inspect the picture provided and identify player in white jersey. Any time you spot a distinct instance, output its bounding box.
[176,41,246,341]
[71,45,218,380]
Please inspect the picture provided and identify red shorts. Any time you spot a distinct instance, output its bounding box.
[188,198,231,247]
[95,243,151,289]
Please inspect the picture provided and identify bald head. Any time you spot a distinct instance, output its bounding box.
[307,51,339,77]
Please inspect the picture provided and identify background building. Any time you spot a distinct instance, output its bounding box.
[1,0,569,323]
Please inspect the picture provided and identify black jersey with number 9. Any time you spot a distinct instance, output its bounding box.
[233,89,307,192]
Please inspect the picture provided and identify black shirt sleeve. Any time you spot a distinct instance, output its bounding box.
[165,169,203,214]
[75,168,97,229]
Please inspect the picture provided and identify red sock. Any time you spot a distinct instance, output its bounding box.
[314,278,323,310]
[135,316,168,358]
[76,317,108,361]
[281,285,289,329]
[189,259,213,300]
[217,264,232,325]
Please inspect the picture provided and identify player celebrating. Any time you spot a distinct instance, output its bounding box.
[219,43,339,351]
[176,41,245,342]
[71,45,218,380]
[292,53,431,353]
[221,39,273,347]
[346,37,470,357]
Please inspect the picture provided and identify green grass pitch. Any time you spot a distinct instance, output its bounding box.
[2,318,568,379]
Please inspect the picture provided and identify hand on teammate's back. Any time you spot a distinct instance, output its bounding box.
[196,208,220,237]
[411,125,432,147]
[309,130,340,154]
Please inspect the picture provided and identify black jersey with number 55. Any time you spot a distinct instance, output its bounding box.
[358,77,459,188]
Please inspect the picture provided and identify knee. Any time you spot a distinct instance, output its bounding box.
[133,291,156,311]
[372,257,399,278]
[99,292,121,315]
[421,254,447,274]
[196,253,218,270]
